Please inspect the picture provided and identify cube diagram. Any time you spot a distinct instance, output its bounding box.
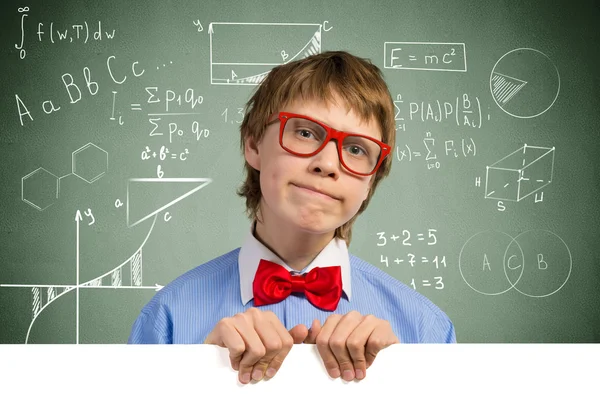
[485,144,554,202]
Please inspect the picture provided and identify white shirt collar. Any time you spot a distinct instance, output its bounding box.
[238,222,352,305]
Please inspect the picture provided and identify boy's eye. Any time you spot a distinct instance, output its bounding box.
[345,144,368,157]
[285,118,327,141]
[296,128,321,140]
[298,129,313,138]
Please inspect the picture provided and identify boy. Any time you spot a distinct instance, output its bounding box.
[128,50,456,384]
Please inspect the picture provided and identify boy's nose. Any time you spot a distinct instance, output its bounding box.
[311,141,341,174]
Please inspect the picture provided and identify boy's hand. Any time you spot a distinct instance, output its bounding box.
[204,308,308,384]
[304,311,399,381]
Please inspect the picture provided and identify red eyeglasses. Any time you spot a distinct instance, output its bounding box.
[266,112,391,176]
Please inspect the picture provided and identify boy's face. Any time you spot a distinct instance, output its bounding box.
[245,94,381,237]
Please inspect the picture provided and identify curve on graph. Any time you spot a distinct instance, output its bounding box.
[24,214,158,344]
[287,29,321,64]
[229,29,321,84]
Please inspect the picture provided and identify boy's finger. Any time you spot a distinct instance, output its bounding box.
[346,318,378,380]
[211,323,246,370]
[263,322,296,379]
[364,325,394,367]
[327,313,363,381]
[314,315,343,378]
[249,319,286,381]
[234,324,266,384]
[255,319,295,380]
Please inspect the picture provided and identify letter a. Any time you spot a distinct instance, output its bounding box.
[482,253,491,271]
[15,94,33,126]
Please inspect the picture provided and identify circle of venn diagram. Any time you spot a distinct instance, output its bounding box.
[459,230,572,297]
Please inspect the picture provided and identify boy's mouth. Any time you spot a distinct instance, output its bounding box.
[291,183,339,201]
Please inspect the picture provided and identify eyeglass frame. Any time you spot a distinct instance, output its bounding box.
[265,111,391,176]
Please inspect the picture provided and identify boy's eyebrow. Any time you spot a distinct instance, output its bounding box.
[289,112,381,139]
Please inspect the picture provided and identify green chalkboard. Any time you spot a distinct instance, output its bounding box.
[1,0,599,344]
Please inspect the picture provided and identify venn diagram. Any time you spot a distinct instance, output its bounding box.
[459,230,571,297]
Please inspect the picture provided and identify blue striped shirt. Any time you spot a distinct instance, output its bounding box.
[128,225,456,344]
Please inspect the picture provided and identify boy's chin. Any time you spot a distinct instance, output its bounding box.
[288,220,339,237]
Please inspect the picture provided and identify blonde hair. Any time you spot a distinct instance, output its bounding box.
[237,50,396,245]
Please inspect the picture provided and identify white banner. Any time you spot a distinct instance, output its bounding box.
[2,344,595,399]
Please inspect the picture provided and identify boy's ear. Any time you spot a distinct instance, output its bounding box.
[244,136,261,171]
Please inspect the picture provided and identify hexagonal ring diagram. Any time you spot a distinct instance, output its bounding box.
[72,143,108,184]
[22,167,59,211]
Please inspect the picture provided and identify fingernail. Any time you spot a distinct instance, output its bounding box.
[252,369,263,381]
[342,369,354,381]
[355,369,364,379]
[266,368,277,378]
[240,372,251,384]
[329,368,341,378]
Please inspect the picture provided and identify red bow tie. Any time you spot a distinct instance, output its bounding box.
[252,259,342,311]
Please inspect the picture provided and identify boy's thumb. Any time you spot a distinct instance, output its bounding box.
[304,319,321,344]
[288,324,309,344]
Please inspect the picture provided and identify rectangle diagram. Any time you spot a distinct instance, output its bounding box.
[384,42,467,72]
[209,22,323,85]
